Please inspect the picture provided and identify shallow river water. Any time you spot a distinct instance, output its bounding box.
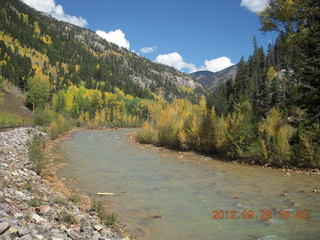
[54,129,320,240]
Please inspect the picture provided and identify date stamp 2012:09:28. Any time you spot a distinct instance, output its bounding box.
[211,209,309,220]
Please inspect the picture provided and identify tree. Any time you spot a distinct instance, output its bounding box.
[260,0,320,121]
[27,72,50,110]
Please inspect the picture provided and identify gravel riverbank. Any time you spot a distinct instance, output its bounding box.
[0,127,124,240]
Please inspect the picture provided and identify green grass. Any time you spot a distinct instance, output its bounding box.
[28,134,47,175]
[0,112,31,127]
[28,198,44,207]
[54,198,68,206]
[59,212,78,225]
[91,200,117,227]
[68,194,79,204]
[21,180,33,191]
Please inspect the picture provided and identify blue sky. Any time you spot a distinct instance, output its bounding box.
[22,0,276,73]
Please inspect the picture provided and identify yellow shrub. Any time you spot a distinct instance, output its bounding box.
[48,121,59,139]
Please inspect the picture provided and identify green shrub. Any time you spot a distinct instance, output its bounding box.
[91,200,117,227]
[28,134,46,175]
[224,101,257,159]
[54,198,68,206]
[22,180,33,191]
[68,195,79,204]
[136,122,158,144]
[34,108,56,126]
[259,108,294,166]
[28,198,44,207]
[60,212,78,225]
[0,112,30,127]
[47,114,71,139]
[294,124,320,168]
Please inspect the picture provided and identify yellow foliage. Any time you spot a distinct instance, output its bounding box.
[259,108,282,137]
[48,121,59,139]
[20,13,29,24]
[78,113,85,126]
[213,116,228,152]
[266,66,277,83]
[84,112,90,122]
[111,51,122,57]
[40,35,53,46]
[259,108,294,164]
[136,122,158,144]
[75,65,80,72]
[64,85,78,111]
[180,86,193,94]
[33,21,41,36]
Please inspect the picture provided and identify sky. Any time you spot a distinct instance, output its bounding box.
[21,0,276,73]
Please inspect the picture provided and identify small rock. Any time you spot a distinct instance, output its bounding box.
[18,227,29,237]
[0,222,10,235]
[280,193,288,197]
[35,235,44,240]
[14,212,24,218]
[19,234,33,240]
[36,205,51,215]
[93,224,104,232]
[9,226,18,234]
[60,225,67,231]
[31,213,47,223]
[80,225,91,232]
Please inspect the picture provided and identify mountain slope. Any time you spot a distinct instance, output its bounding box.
[191,65,237,92]
[0,0,202,100]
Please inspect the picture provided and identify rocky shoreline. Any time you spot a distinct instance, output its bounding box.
[0,127,125,240]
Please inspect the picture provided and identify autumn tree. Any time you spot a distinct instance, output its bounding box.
[26,72,50,110]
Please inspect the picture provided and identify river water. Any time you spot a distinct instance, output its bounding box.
[54,129,320,240]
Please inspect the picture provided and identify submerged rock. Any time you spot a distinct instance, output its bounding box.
[257,236,286,240]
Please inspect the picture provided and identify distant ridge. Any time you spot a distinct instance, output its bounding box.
[190,65,237,92]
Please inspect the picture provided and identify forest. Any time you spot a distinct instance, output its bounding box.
[137,0,320,168]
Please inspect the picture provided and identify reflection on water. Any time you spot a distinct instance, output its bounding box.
[54,129,320,240]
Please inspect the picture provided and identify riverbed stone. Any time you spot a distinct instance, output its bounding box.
[0,222,10,235]
[93,224,104,232]
[17,226,30,237]
[31,213,47,223]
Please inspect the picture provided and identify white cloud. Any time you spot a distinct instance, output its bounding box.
[155,52,196,72]
[155,53,233,73]
[96,29,130,49]
[21,0,88,27]
[240,0,269,13]
[140,46,157,54]
[200,57,234,72]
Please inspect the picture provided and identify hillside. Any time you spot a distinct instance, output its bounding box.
[191,65,237,92]
[0,0,202,100]
[0,85,33,126]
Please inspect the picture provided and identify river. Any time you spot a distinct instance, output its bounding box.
[53,129,320,240]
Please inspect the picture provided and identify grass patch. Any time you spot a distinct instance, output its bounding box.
[54,198,68,206]
[68,194,79,204]
[59,212,78,225]
[28,134,47,175]
[90,200,117,228]
[21,180,33,191]
[28,198,44,207]
[0,112,31,127]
